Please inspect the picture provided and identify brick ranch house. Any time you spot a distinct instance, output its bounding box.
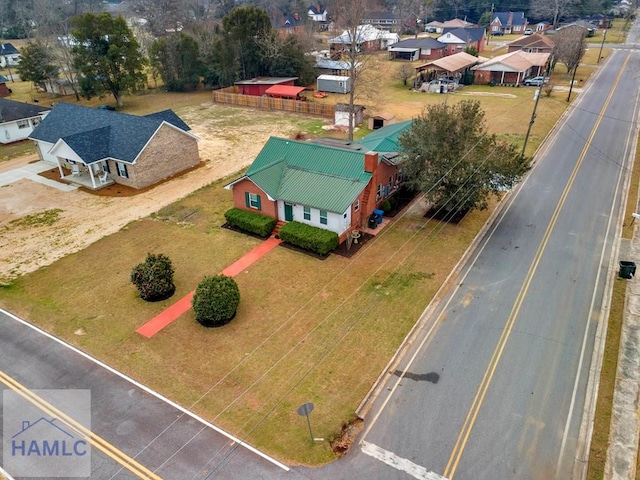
[225,121,413,243]
[29,103,199,190]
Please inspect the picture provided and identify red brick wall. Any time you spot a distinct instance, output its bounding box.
[231,178,278,218]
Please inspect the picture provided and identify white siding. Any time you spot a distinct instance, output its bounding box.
[278,201,351,237]
[35,140,57,164]
[1,115,46,144]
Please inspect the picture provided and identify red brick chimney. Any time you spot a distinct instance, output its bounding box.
[364,152,378,174]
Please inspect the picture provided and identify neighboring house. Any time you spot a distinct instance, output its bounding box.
[388,37,446,61]
[0,43,20,68]
[583,14,612,29]
[490,12,528,35]
[272,12,306,36]
[224,121,413,243]
[424,20,444,33]
[437,27,486,55]
[507,33,554,53]
[554,21,596,37]
[442,18,476,29]
[316,59,360,76]
[472,50,550,85]
[0,98,51,144]
[0,75,10,97]
[534,21,552,33]
[329,25,399,55]
[36,78,79,96]
[29,103,199,190]
[361,11,400,31]
[235,77,298,96]
[308,4,327,22]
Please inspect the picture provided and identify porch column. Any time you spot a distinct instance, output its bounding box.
[501,71,505,84]
[55,157,64,178]
[88,168,97,189]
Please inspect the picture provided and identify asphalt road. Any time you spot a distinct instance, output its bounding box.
[301,51,640,480]
[0,310,303,479]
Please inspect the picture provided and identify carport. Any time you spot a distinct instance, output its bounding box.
[264,85,307,100]
[414,51,484,88]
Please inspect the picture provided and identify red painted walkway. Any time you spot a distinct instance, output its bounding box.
[136,237,282,338]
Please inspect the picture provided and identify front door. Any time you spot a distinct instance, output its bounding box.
[284,203,293,221]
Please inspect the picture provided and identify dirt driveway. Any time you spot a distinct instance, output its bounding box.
[0,102,326,282]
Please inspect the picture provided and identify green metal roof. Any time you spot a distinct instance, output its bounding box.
[356,120,413,154]
[245,137,372,213]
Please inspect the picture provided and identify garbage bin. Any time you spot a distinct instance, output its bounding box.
[374,209,384,224]
[440,84,446,94]
[368,214,377,229]
[619,261,636,279]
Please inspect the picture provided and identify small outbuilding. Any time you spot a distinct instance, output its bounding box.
[368,113,396,130]
[264,85,307,100]
[317,74,351,94]
[0,75,10,97]
[334,103,365,128]
[234,77,298,96]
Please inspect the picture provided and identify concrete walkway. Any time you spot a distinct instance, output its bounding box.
[136,237,282,338]
[0,161,76,191]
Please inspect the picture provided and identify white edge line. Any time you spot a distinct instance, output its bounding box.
[0,308,290,472]
[0,465,16,480]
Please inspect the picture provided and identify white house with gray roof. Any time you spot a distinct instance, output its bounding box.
[29,103,199,190]
[0,98,51,144]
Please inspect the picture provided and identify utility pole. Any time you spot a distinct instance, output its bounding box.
[597,21,607,63]
[521,84,543,159]
[566,66,578,102]
[488,3,495,42]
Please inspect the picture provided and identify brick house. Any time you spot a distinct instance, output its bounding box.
[490,12,528,35]
[507,33,554,53]
[225,121,412,243]
[29,103,199,190]
[437,27,486,55]
[472,51,550,85]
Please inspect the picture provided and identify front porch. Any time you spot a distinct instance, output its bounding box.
[62,170,115,190]
[58,160,115,190]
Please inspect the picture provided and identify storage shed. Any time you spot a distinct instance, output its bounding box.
[317,74,351,94]
[334,103,365,128]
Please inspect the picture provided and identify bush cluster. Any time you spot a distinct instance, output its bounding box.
[278,221,339,256]
[192,275,240,327]
[224,208,276,238]
[131,253,175,301]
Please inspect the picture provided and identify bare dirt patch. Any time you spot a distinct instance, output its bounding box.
[0,102,323,282]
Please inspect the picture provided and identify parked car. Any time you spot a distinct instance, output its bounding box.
[492,30,504,36]
[425,26,437,33]
[523,76,549,87]
[524,28,533,35]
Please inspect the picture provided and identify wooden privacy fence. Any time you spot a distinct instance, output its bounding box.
[212,87,334,118]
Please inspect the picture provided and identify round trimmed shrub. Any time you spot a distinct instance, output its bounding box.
[192,275,240,327]
[131,253,175,301]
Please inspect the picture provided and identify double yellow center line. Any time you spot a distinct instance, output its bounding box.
[0,369,161,479]
[443,53,631,479]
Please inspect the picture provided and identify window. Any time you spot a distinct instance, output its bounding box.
[117,162,128,178]
[17,119,29,129]
[320,210,328,225]
[303,206,311,220]
[245,192,261,210]
[31,117,41,127]
[354,199,360,211]
[102,161,111,174]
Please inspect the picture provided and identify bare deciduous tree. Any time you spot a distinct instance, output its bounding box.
[530,0,580,28]
[553,25,586,73]
[327,0,380,141]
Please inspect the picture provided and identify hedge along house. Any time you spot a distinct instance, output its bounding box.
[225,120,412,243]
[29,103,199,190]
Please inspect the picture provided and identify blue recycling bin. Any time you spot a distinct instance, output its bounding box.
[374,209,384,224]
